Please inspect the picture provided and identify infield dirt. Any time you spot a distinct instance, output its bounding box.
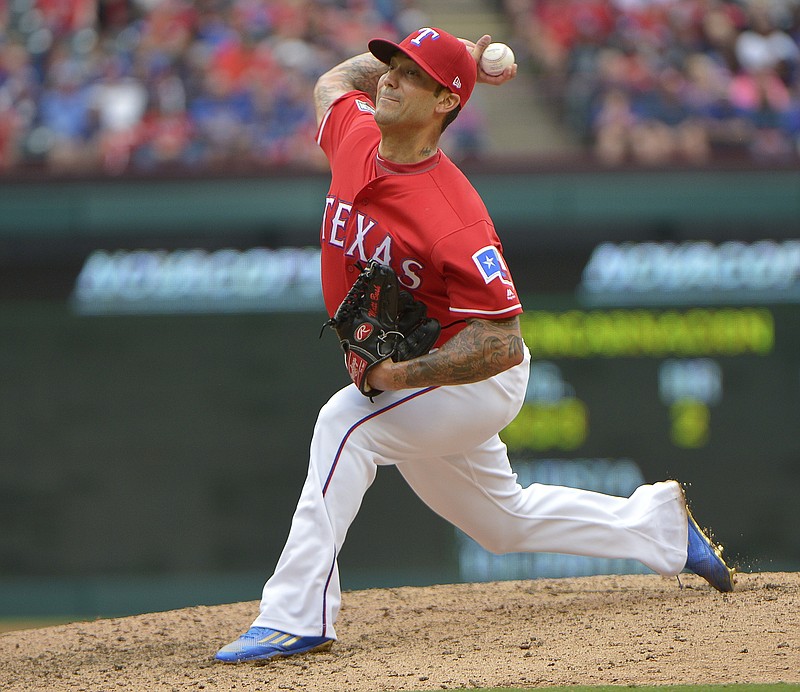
[0,572,797,691]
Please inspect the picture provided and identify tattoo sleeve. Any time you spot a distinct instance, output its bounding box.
[394,316,525,389]
[314,53,387,124]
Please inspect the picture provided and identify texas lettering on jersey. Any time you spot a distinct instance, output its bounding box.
[322,194,421,287]
[321,191,523,303]
[317,93,523,328]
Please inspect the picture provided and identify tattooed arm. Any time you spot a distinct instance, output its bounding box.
[314,53,388,125]
[367,316,525,391]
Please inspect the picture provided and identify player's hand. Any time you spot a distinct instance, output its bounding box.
[364,358,396,392]
[460,34,517,86]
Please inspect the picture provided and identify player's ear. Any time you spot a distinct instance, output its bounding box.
[435,89,461,115]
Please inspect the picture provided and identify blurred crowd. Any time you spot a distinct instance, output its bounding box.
[4,1,800,175]
[0,0,438,175]
[504,0,800,165]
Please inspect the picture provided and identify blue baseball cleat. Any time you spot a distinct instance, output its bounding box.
[215,626,333,663]
[685,507,735,592]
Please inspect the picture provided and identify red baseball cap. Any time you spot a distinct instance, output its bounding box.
[368,27,477,106]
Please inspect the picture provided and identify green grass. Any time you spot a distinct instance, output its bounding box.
[403,686,800,692]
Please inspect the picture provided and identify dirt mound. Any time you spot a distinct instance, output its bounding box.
[1,572,797,691]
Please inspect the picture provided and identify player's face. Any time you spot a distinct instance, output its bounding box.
[374,53,446,129]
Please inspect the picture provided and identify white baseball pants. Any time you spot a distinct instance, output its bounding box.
[253,346,688,639]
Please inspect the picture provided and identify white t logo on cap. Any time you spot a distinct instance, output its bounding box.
[411,27,440,45]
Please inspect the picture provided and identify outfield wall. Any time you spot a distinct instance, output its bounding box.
[1,166,798,619]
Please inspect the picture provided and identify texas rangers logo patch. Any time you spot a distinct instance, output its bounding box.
[472,246,513,286]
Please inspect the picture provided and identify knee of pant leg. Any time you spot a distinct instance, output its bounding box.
[314,390,360,440]
[314,386,373,431]
[310,394,380,486]
[315,395,338,430]
[472,526,523,556]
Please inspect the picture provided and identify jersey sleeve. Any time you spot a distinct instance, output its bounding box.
[433,220,524,320]
[315,91,379,164]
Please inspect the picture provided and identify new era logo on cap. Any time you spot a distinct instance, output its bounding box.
[368,27,477,105]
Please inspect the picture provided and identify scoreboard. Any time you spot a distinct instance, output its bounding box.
[493,240,800,574]
[1,231,798,619]
[508,305,774,452]
[3,170,800,619]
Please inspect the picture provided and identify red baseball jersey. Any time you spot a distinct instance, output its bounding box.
[316,92,522,345]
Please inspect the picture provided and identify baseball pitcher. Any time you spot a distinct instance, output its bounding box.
[215,27,734,664]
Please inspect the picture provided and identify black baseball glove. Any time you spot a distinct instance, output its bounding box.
[394,288,441,363]
[323,260,441,398]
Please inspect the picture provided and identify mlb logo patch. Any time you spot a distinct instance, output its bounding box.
[355,99,375,114]
[472,246,512,286]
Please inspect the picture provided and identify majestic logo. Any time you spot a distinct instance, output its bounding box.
[410,28,440,46]
[472,246,513,287]
[354,323,373,341]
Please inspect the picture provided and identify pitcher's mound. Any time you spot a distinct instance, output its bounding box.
[1,572,797,691]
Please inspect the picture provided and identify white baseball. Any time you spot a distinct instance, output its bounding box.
[480,42,515,76]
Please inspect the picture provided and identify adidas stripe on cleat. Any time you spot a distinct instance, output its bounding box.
[215,626,333,663]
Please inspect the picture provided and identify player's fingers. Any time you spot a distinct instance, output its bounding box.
[479,62,517,86]
[472,34,492,61]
